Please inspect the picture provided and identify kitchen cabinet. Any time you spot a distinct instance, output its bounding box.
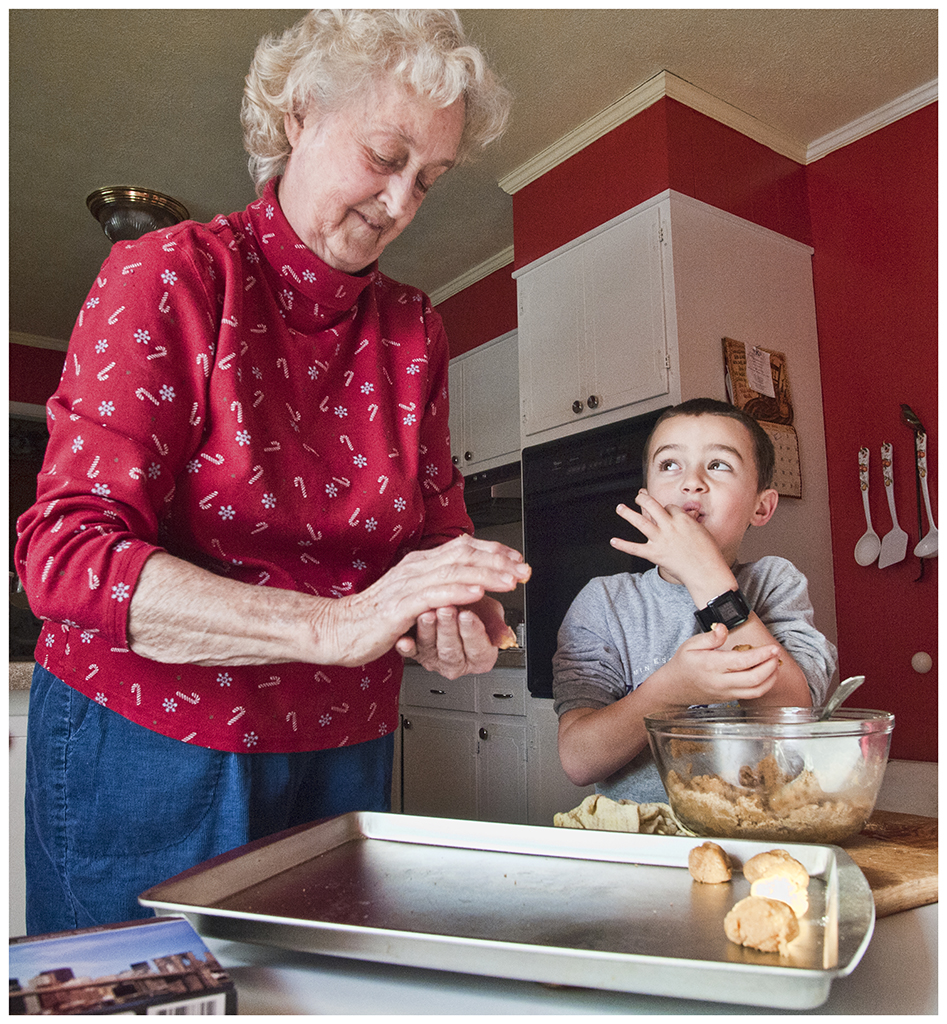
[399,666,528,824]
[447,330,519,473]
[515,200,671,441]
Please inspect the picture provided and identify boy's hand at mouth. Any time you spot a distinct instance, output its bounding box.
[611,489,733,596]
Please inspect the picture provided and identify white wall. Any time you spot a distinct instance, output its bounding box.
[665,192,837,649]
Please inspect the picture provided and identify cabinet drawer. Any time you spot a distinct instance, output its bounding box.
[476,673,526,717]
[401,671,476,712]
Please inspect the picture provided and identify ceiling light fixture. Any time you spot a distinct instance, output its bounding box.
[86,186,189,242]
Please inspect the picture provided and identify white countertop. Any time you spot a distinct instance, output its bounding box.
[203,902,937,1015]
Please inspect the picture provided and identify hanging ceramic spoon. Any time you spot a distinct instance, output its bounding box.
[854,447,881,566]
[914,432,938,557]
[878,441,908,567]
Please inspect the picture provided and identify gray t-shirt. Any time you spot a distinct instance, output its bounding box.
[552,556,838,803]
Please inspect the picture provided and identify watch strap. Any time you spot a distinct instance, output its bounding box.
[695,588,751,632]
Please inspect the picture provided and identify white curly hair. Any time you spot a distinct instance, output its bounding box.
[242,9,511,193]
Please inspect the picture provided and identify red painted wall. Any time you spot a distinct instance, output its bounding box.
[436,262,517,359]
[9,343,66,406]
[807,103,937,761]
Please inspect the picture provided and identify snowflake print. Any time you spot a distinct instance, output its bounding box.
[95,339,108,354]
[325,483,338,498]
[361,676,371,689]
[114,540,132,552]
[159,385,175,402]
[425,463,439,478]
[44,634,55,648]
[262,493,276,509]
[394,497,406,512]
[219,505,236,521]
[163,698,178,713]
[81,630,95,644]
[186,459,201,473]
[86,296,100,309]
[406,364,420,375]
[111,582,131,602]
[161,269,178,285]
[134,329,151,345]
[365,517,378,532]
[377,723,388,736]
[247,251,260,265]
[244,732,259,748]
[280,288,294,309]
[236,430,251,446]
[334,405,348,418]
[92,482,111,497]
[217,672,232,687]
[95,693,108,706]
[99,401,115,417]
[361,382,374,394]
[319,713,332,727]
[303,270,316,283]
[71,436,84,453]
[353,558,367,570]
[265,203,275,219]
[252,366,263,379]
[147,463,161,479]
[403,413,417,426]
[353,454,368,468]
[308,366,320,381]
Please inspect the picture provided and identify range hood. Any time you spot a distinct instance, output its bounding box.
[462,462,522,527]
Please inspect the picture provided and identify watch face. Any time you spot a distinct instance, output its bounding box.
[716,594,742,620]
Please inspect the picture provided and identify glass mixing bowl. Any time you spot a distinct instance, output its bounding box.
[645,707,894,844]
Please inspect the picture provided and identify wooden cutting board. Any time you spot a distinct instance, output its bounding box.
[838,810,938,917]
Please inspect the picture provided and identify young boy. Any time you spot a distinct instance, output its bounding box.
[552,398,837,803]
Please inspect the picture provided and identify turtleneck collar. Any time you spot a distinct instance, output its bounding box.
[243,178,381,332]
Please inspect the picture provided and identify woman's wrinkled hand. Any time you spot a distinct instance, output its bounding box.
[305,534,529,670]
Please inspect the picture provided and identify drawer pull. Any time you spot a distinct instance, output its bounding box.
[429,688,447,695]
[492,692,514,699]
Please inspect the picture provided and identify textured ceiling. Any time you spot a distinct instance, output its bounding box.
[9,8,937,345]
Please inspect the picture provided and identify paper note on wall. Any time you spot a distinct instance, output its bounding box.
[744,344,776,398]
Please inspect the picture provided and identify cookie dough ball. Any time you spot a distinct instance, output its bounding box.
[743,849,809,889]
[688,841,732,883]
[724,896,800,955]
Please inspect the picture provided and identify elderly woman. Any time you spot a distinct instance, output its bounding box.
[16,9,523,934]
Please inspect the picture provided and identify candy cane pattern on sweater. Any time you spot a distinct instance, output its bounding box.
[15,178,472,754]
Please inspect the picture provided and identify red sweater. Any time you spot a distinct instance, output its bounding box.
[16,179,472,752]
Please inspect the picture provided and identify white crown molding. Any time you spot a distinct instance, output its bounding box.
[430,244,514,306]
[10,331,69,352]
[806,79,938,163]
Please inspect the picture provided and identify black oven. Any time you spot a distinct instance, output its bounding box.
[521,407,669,698]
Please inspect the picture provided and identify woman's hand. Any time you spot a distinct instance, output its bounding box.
[394,595,514,678]
[128,535,528,669]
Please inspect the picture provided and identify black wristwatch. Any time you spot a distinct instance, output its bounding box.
[694,588,751,632]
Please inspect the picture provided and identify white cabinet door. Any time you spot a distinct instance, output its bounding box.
[462,334,520,470]
[447,331,520,474]
[477,717,528,824]
[584,205,669,415]
[517,249,586,437]
[516,199,670,440]
[400,711,477,820]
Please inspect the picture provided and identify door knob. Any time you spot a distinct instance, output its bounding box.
[587,394,600,409]
[572,400,584,414]
[479,727,488,740]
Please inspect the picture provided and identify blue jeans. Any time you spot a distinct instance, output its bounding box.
[24,665,393,935]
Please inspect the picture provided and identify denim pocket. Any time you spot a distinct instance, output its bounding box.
[63,684,227,858]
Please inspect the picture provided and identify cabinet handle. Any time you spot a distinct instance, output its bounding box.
[403,719,412,729]
[479,727,489,740]
[451,455,459,464]
[429,689,446,695]
[587,394,600,409]
[464,451,473,461]
[492,692,514,699]
[572,399,584,414]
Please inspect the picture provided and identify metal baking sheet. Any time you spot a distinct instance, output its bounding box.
[140,812,874,1010]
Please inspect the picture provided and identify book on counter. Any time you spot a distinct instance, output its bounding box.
[9,915,237,1015]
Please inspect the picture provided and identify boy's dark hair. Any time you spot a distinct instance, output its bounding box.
[644,398,775,492]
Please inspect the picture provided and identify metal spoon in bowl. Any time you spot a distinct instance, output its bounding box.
[817,675,866,721]
[854,448,881,566]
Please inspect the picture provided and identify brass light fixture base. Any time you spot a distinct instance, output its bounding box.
[86,186,189,242]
